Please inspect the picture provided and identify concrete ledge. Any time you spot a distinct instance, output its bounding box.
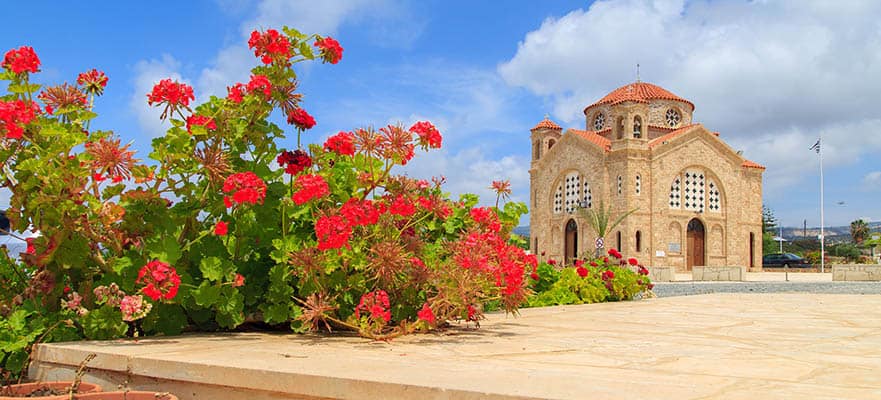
[832,264,881,281]
[30,294,881,400]
[692,266,745,281]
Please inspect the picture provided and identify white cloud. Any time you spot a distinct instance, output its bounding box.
[864,171,881,191]
[130,54,187,137]
[498,0,881,193]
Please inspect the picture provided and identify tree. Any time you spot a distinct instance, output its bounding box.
[762,206,777,234]
[850,219,870,244]
[578,200,637,257]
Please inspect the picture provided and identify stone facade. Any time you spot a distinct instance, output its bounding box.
[529,82,765,272]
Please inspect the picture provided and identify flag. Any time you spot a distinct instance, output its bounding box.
[809,138,820,154]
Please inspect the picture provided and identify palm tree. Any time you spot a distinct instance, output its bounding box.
[578,200,637,257]
[851,219,869,245]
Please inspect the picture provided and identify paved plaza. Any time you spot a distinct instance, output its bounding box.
[31,291,881,399]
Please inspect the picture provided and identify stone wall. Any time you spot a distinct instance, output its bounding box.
[832,265,881,281]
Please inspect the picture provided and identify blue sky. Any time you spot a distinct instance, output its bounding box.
[2,0,879,229]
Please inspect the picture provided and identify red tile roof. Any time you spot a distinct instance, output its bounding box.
[647,124,699,148]
[741,160,766,170]
[531,117,562,131]
[584,82,695,113]
[570,129,611,151]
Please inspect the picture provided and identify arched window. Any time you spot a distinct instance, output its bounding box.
[616,116,625,139]
[533,141,541,160]
[548,139,556,149]
[633,116,642,138]
[669,176,681,209]
[669,169,720,212]
[555,172,592,214]
[593,113,605,130]
[616,231,622,252]
[635,231,642,252]
[534,237,539,255]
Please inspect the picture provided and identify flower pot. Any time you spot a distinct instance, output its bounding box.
[0,381,102,399]
[73,391,178,400]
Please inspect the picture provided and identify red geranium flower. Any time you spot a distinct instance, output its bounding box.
[417,303,436,325]
[608,248,622,259]
[186,115,217,134]
[2,46,40,74]
[323,131,355,156]
[0,99,40,139]
[222,171,267,206]
[340,198,381,226]
[389,195,416,217]
[287,108,315,130]
[576,266,589,278]
[147,79,194,120]
[246,74,272,99]
[227,83,246,103]
[355,290,391,323]
[601,270,615,281]
[628,257,639,266]
[277,149,312,175]
[25,238,35,254]
[409,121,442,149]
[77,69,109,96]
[530,272,540,281]
[291,174,329,205]
[233,273,245,288]
[315,214,352,250]
[248,29,292,65]
[136,260,181,301]
[547,259,557,266]
[214,221,228,236]
[314,37,343,64]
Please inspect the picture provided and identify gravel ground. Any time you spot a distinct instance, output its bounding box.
[652,281,881,297]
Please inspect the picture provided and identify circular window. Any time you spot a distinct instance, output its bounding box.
[593,113,605,130]
[665,108,681,127]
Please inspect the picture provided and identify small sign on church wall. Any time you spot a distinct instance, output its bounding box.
[655,250,666,257]
[668,243,681,253]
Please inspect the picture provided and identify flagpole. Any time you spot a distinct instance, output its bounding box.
[819,135,825,274]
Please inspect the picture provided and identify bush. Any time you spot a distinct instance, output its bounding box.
[525,249,652,307]
[0,26,536,378]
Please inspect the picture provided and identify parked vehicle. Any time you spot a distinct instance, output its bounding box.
[763,253,812,268]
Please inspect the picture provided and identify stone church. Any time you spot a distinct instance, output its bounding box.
[529,82,764,271]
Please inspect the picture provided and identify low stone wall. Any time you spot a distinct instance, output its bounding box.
[638,266,674,282]
[832,265,881,281]
[692,266,745,281]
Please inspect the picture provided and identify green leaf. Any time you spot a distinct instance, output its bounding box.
[299,41,314,59]
[192,281,221,307]
[148,235,182,265]
[81,306,128,340]
[262,303,292,325]
[141,303,188,335]
[199,257,225,282]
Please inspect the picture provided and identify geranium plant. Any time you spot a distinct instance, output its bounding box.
[0,24,534,372]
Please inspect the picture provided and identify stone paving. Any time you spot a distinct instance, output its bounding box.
[31,292,881,399]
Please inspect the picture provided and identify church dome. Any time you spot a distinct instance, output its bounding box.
[531,116,562,131]
[583,82,695,115]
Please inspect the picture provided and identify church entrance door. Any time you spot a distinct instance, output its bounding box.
[686,218,705,270]
[565,219,578,265]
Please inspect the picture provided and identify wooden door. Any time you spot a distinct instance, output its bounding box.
[687,218,705,270]
[565,219,578,265]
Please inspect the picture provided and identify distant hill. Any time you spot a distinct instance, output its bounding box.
[512,226,530,237]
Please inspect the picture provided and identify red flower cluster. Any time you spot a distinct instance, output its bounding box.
[409,121,442,149]
[323,131,355,156]
[77,69,109,96]
[248,29,292,65]
[287,108,315,130]
[470,207,501,232]
[378,125,415,165]
[417,196,452,219]
[291,174,329,205]
[355,290,391,323]
[214,221,228,236]
[25,238,35,254]
[222,171,267,207]
[186,115,216,134]
[638,266,649,276]
[2,46,40,74]
[227,83,246,103]
[389,195,416,217]
[314,37,343,64]
[233,273,245,288]
[452,228,528,305]
[608,248,622,259]
[136,260,181,301]
[246,74,272,99]
[0,99,39,139]
[627,257,639,266]
[146,79,194,108]
[340,198,382,226]
[575,260,589,278]
[601,270,615,281]
[277,149,312,175]
[417,303,436,325]
[315,214,352,250]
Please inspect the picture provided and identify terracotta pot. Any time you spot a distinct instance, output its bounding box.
[73,392,178,400]
[0,381,102,399]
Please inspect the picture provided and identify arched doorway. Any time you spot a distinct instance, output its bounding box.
[565,219,578,265]
[687,218,705,270]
